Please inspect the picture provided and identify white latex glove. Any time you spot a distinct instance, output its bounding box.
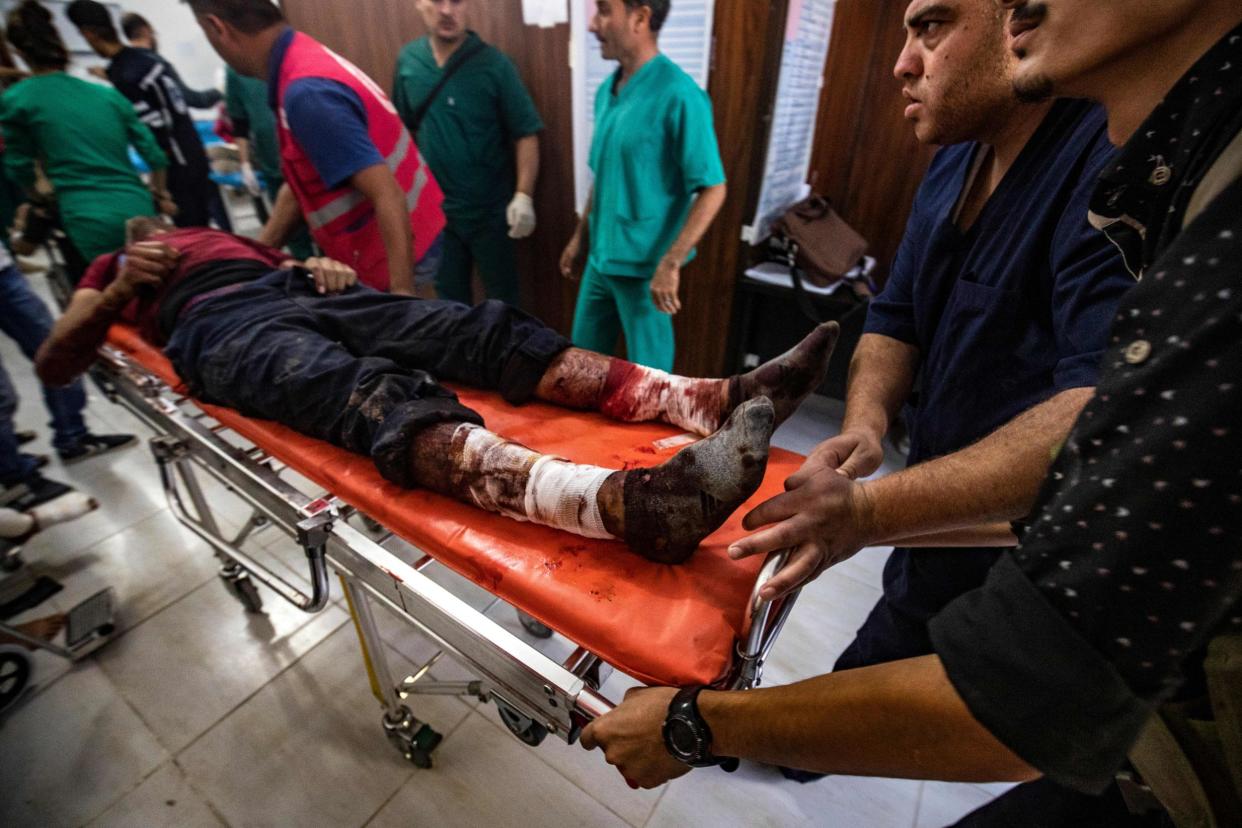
[506,192,536,239]
[241,162,262,197]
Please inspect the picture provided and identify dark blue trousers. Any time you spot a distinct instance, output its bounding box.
[165,272,569,487]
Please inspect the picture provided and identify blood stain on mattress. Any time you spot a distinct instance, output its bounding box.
[589,583,616,603]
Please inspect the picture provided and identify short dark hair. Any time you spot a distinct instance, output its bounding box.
[7,1,69,70]
[622,0,670,33]
[120,11,152,41]
[66,0,119,43]
[180,0,285,34]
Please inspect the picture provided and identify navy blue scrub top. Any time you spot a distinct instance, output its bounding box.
[863,98,1136,626]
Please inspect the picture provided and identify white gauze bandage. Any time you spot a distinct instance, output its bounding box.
[30,492,98,528]
[455,425,614,539]
[0,507,34,539]
[523,456,615,540]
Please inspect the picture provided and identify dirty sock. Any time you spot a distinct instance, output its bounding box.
[729,321,840,429]
[616,397,774,564]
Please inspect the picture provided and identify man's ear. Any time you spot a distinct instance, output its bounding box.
[198,12,229,41]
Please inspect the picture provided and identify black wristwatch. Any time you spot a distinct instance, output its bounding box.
[662,687,739,771]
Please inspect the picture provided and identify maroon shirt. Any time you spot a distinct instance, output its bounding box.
[80,227,290,345]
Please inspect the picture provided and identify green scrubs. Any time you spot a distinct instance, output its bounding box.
[393,32,543,305]
[0,72,166,263]
[223,68,313,260]
[573,54,725,371]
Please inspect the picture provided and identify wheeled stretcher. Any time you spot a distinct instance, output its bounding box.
[96,324,803,764]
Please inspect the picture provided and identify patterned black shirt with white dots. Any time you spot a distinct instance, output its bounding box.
[930,23,1242,794]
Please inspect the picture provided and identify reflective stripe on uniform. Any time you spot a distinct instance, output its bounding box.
[307,135,424,230]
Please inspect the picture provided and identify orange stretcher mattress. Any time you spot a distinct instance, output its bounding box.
[106,325,805,687]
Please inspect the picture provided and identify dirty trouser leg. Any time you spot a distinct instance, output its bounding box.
[286,281,572,407]
[163,274,484,487]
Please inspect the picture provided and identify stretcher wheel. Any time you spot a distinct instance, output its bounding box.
[517,611,553,640]
[383,706,442,768]
[0,646,33,714]
[221,571,264,614]
[497,702,549,747]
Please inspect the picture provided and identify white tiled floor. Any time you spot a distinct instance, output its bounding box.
[0,274,1006,827]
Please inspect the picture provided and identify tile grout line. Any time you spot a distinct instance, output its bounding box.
[168,612,352,760]
[471,705,648,828]
[358,705,479,828]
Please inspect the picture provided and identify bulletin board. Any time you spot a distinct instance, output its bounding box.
[742,0,838,244]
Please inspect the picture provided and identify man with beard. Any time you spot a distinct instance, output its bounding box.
[582,0,1242,824]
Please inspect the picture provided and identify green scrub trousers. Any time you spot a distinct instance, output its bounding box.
[436,213,517,305]
[393,33,543,305]
[571,265,674,372]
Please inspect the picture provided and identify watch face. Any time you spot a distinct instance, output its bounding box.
[667,717,701,758]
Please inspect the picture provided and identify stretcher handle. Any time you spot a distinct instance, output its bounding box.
[751,548,792,615]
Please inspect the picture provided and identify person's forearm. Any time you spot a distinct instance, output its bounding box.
[575,189,593,246]
[36,286,133,387]
[862,386,1094,541]
[880,522,1018,548]
[258,183,303,249]
[149,168,168,197]
[236,137,252,167]
[700,655,1038,783]
[840,333,920,441]
[373,181,415,295]
[514,134,539,197]
[661,183,726,264]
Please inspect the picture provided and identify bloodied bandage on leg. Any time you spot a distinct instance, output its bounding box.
[597,360,727,437]
[451,425,615,539]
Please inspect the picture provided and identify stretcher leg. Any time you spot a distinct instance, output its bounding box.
[341,574,443,768]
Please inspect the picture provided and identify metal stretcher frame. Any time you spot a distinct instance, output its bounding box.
[93,341,800,764]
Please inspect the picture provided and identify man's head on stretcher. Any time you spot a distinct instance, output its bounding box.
[38,223,840,563]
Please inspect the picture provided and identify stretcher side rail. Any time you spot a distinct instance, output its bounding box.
[94,339,801,761]
[97,345,331,613]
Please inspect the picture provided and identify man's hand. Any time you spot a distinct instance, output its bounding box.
[580,686,690,789]
[152,189,179,218]
[506,192,536,239]
[729,457,877,600]
[805,428,886,481]
[284,257,358,295]
[560,234,583,280]
[87,66,107,80]
[651,257,682,315]
[114,241,179,299]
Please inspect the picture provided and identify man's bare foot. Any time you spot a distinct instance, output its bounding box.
[728,321,840,429]
[599,397,775,564]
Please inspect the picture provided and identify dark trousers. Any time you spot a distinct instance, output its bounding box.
[833,552,1150,828]
[168,162,215,229]
[436,215,519,306]
[164,272,570,487]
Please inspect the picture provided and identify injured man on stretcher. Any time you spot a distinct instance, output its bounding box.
[36,220,838,563]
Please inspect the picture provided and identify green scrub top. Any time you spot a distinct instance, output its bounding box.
[393,32,544,231]
[224,67,281,182]
[0,72,167,261]
[587,54,725,278]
